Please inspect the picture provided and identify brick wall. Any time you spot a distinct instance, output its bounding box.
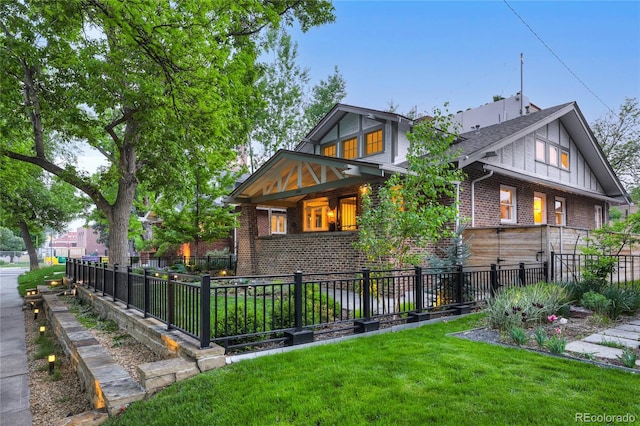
[253,231,366,275]
[463,168,605,229]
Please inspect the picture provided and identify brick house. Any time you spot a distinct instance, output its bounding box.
[227,97,631,275]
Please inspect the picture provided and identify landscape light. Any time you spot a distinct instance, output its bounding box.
[48,354,56,374]
[39,325,46,336]
[34,308,40,320]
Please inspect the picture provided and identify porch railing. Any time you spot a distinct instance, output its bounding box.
[66,259,552,352]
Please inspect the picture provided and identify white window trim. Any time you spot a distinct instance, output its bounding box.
[533,192,547,225]
[555,197,566,226]
[500,185,517,224]
[594,205,603,229]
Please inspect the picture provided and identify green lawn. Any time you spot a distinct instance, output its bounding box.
[16,265,66,296]
[106,314,640,426]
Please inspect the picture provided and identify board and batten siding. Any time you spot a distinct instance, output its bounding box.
[494,119,603,195]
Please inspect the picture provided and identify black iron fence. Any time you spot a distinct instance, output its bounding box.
[66,259,552,352]
[550,252,640,285]
[128,255,236,272]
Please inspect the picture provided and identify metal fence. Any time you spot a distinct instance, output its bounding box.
[550,252,640,285]
[66,259,552,353]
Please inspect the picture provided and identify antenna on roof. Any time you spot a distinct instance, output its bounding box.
[520,53,524,116]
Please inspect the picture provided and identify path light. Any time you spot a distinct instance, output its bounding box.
[48,354,56,375]
[39,325,46,336]
[33,308,39,320]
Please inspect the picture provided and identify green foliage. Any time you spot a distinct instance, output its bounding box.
[599,339,625,349]
[533,327,547,348]
[212,301,269,340]
[354,104,465,270]
[0,227,24,251]
[272,284,341,328]
[592,97,640,191]
[545,334,567,354]
[1,0,335,265]
[600,286,640,319]
[17,265,66,296]
[561,278,606,304]
[617,348,638,369]
[508,327,528,346]
[485,282,570,330]
[580,291,612,315]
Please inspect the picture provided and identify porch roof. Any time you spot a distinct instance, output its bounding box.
[225,150,392,207]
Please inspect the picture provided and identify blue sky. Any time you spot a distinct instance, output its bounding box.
[291,0,640,123]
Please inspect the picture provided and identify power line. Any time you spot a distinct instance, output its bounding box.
[503,0,615,115]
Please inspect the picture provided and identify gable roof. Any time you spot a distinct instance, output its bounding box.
[225,150,389,207]
[455,102,630,203]
[298,103,413,148]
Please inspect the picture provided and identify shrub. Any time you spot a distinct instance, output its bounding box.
[562,278,606,304]
[580,291,611,315]
[212,301,270,340]
[272,284,341,329]
[0,259,6,266]
[601,286,639,319]
[485,282,570,330]
[546,334,567,354]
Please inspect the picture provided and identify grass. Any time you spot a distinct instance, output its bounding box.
[17,265,66,296]
[105,314,640,426]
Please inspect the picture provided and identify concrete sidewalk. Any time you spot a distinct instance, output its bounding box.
[0,267,32,426]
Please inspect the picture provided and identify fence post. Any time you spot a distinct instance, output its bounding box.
[284,271,314,345]
[414,266,423,312]
[200,274,211,349]
[354,268,379,333]
[550,251,555,282]
[293,270,303,332]
[543,261,549,283]
[143,268,149,318]
[456,264,464,304]
[362,268,371,320]
[490,264,499,298]
[112,264,118,301]
[126,265,132,308]
[518,262,526,286]
[168,275,174,330]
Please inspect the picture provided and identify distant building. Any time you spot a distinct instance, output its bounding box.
[49,227,107,258]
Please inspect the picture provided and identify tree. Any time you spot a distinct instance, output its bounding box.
[354,105,464,311]
[0,1,334,265]
[0,227,24,263]
[592,97,640,191]
[148,152,240,260]
[303,65,347,129]
[250,28,310,169]
[354,106,464,268]
[0,156,84,270]
[249,33,347,170]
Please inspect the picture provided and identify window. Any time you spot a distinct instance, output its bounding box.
[365,129,383,155]
[303,197,330,231]
[535,138,570,169]
[500,185,517,223]
[560,150,569,169]
[535,140,546,161]
[594,205,603,229]
[322,144,336,157]
[343,137,358,159]
[548,146,558,166]
[533,192,546,224]
[339,196,357,230]
[271,212,286,234]
[554,197,566,226]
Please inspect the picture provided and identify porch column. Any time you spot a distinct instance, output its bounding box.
[236,205,259,275]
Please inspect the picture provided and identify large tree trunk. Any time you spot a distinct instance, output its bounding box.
[18,220,39,271]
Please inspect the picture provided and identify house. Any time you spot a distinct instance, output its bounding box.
[226,96,631,275]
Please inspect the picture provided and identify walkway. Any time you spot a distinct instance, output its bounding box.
[0,267,32,426]
[565,319,640,367]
